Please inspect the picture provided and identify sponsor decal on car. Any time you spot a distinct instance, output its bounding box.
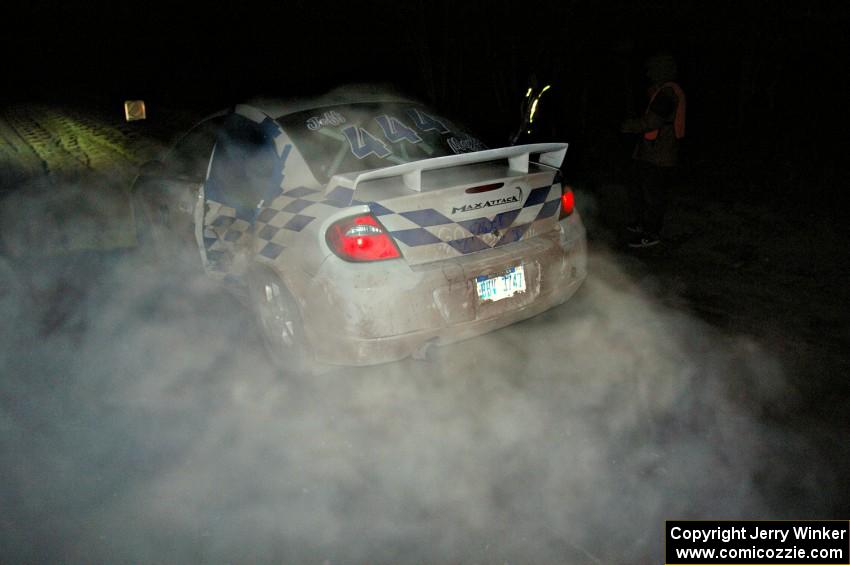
[452,189,522,214]
[448,134,487,154]
[306,111,346,131]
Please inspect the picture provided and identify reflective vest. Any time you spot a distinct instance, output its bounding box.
[644,81,686,140]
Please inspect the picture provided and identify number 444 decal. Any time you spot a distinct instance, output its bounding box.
[341,109,449,159]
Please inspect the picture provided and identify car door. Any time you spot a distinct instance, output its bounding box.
[199,111,281,277]
[131,116,223,254]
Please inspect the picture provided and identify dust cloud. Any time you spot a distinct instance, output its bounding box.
[0,168,834,562]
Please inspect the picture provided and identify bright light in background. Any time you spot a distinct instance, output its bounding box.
[528,85,551,125]
[124,100,147,122]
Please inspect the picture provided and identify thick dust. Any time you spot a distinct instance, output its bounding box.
[0,190,830,564]
[0,101,834,562]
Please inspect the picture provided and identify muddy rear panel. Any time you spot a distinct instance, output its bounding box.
[363,162,561,266]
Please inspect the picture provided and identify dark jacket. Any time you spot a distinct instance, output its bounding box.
[622,85,683,167]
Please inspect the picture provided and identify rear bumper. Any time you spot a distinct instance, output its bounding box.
[290,213,587,366]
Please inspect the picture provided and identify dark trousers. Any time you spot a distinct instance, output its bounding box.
[629,161,673,236]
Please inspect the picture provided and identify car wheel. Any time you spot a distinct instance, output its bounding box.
[249,270,309,374]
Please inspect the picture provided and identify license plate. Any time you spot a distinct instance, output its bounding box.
[475,265,526,302]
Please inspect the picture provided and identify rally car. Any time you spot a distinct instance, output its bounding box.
[131,90,587,369]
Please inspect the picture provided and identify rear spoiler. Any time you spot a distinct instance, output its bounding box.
[331,143,567,193]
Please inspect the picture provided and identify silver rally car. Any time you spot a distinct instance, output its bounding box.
[131,92,587,368]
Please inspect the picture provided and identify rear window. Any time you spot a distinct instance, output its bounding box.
[277,103,486,184]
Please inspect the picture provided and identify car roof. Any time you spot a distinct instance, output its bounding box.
[245,85,420,119]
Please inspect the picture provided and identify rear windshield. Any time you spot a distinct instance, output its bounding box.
[277,103,487,184]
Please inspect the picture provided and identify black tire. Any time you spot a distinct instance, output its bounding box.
[248,270,310,374]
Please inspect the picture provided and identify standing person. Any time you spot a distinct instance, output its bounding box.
[621,53,686,247]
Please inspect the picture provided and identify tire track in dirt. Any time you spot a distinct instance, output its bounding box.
[0,113,46,190]
[1,104,162,183]
[0,104,162,254]
[51,107,140,165]
[63,106,159,163]
[3,105,82,177]
[0,115,44,167]
[21,105,136,177]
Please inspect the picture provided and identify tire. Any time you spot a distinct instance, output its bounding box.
[249,270,310,374]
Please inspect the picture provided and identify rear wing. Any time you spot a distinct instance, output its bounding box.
[330,143,567,193]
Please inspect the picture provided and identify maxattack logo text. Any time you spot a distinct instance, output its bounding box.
[452,192,521,215]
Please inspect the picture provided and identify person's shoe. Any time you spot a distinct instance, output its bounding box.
[626,223,643,233]
[628,234,661,248]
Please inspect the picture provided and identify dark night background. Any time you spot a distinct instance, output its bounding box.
[7,1,850,190]
[2,1,850,562]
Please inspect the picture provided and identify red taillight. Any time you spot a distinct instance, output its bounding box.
[559,187,575,219]
[326,214,401,262]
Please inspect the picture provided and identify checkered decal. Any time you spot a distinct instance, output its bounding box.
[209,182,560,270]
[199,102,568,280]
[203,108,297,270]
[202,107,371,267]
[252,182,561,261]
[374,183,563,256]
[250,182,561,261]
[203,201,253,271]
[253,185,367,260]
